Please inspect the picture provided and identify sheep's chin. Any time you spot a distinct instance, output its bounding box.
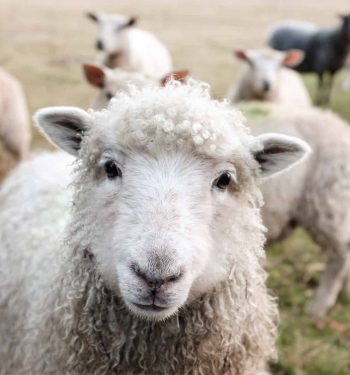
[124,300,180,322]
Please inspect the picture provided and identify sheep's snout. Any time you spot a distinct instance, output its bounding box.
[131,263,183,294]
[121,259,188,320]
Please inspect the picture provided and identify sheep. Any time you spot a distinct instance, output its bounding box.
[87,12,173,79]
[0,67,31,183]
[82,63,189,109]
[228,48,311,108]
[238,101,350,317]
[0,81,310,374]
[267,15,350,105]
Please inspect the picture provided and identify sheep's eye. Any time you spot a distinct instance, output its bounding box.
[214,171,233,190]
[104,160,122,179]
[106,92,113,100]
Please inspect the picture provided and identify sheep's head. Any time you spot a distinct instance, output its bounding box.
[339,14,350,40]
[234,48,304,99]
[35,81,310,321]
[87,12,136,66]
[83,63,189,108]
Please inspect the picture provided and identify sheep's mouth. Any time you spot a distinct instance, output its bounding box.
[132,302,168,312]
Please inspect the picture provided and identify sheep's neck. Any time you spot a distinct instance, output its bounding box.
[54,249,276,374]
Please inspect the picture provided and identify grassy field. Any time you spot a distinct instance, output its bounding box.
[1,0,350,373]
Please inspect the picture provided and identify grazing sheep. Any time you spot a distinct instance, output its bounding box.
[239,102,350,317]
[267,15,350,105]
[228,48,311,108]
[82,63,189,109]
[87,12,173,79]
[0,81,310,374]
[0,68,31,182]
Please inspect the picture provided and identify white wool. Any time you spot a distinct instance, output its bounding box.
[0,82,307,374]
[88,80,252,159]
[0,68,31,182]
[240,102,350,317]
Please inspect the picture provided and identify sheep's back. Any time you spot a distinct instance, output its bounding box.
[0,151,73,372]
[238,102,311,241]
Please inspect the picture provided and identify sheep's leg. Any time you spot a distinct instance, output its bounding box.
[306,251,350,317]
[315,73,325,106]
[341,255,350,298]
[323,74,334,106]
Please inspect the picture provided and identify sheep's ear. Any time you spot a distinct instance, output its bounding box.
[234,49,248,61]
[253,133,311,178]
[126,16,137,27]
[83,64,105,88]
[34,107,92,156]
[87,12,99,22]
[283,50,305,67]
[160,70,190,86]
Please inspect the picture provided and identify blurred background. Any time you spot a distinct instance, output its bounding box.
[1,0,349,373]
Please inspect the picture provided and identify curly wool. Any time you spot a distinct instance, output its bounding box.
[22,247,277,375]
[1,82,278,374]
[85,80,253,160]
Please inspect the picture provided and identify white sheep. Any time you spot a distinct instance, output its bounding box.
[239,102,350,317]
[0,81,310,374]
[0,67,31,182]
[228,48,311,108]
[87,12,173,79]
[82,63,189,109]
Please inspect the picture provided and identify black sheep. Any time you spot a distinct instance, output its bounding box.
[268,15,350,105]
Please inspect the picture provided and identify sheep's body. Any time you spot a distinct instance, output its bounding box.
[240,103,350,316]
[107,28,173,79]
[230,66,311,108]
[0,68,31,182]
[0,151,73,374]
[0,82,311,374]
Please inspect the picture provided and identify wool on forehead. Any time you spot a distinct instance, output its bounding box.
[87,80,255,158]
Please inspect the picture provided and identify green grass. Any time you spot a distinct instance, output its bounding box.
[267,229,350,374]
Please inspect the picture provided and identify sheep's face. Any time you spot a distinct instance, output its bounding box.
[234,49,304,99]
[35,83,310,321]
[83,64,156,109]
[86,149,248,320]
[87,12,136,66]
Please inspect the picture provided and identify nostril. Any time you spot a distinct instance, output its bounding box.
[130,263,183,288]
[165,272,183,284]
[96,40,104,50]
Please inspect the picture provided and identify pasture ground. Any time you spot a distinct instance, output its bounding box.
[1,1,349,373]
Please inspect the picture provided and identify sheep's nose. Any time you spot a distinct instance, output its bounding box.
[96,40,104,50]
[131,264,183,292]
[262,81,270,92]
